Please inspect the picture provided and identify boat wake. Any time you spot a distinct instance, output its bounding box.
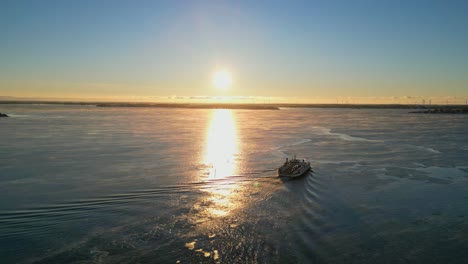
[271,139,312,158]
[312,127,383,142]
[412,145,442,154]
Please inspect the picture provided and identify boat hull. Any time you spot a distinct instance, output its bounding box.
[277,164,311,179]
[278,168,310,179]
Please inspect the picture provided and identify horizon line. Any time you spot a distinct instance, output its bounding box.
[1,95,468,105]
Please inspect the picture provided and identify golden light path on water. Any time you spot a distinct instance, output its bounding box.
[204,109,238,179]
[201,109,240,217]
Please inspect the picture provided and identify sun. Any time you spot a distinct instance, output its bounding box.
[212,70,232,90]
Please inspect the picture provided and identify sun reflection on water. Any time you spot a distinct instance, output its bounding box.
[199,109,241,218]
[204,109,238,179]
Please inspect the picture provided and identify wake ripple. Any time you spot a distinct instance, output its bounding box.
[0,176,277,238]
[0,186,194,237]
[412,145,442,154]
[271,139,312,158]
[294,172,331,260]
[312,127,383,142]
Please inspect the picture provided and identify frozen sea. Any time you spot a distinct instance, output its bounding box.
[1,104,468,263]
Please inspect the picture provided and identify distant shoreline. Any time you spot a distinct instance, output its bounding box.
[97,103,280,110]
[409,107,468,114]
[1,101,468,111]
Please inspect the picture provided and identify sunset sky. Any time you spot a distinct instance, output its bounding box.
[1,0,467,103]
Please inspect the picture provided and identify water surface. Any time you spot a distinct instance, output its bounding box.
[1,105,467,263]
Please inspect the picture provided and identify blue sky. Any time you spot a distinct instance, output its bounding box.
[1,0,467,101]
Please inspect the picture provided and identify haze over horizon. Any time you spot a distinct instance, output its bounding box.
[1,0,467,103]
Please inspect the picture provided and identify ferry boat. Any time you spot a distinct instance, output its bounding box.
[278,156,311,179]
